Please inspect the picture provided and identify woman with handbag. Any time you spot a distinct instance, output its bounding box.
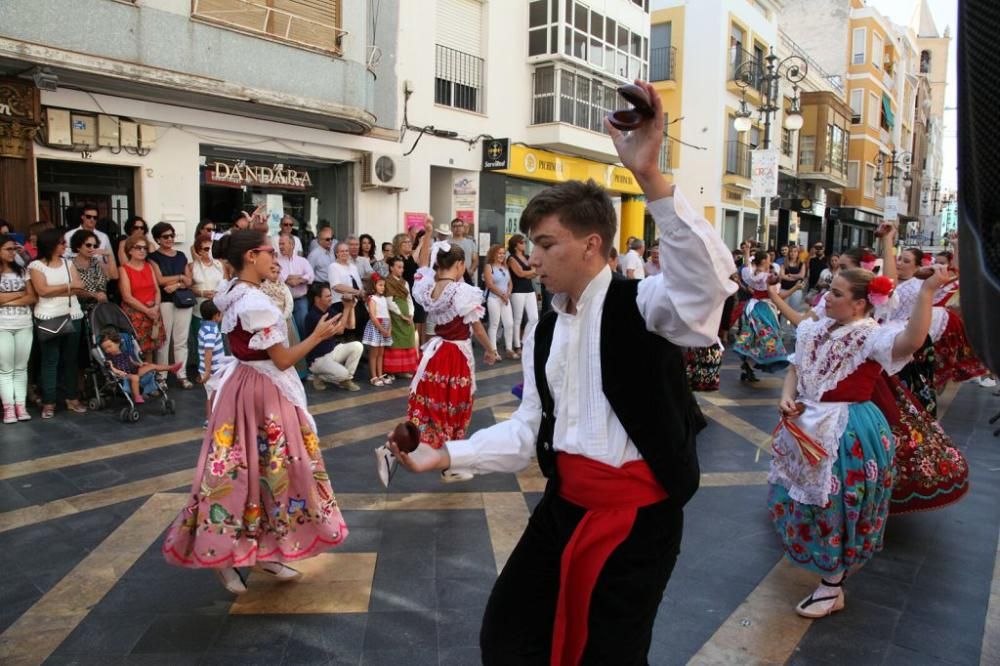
[149,222,195,389]
[119,235,166,363]
[28,228,87,419]
[0,234,37,423]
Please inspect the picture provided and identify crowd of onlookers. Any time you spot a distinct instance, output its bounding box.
[0,207,553,425]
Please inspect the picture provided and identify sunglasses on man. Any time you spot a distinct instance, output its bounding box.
[83,214,98,220]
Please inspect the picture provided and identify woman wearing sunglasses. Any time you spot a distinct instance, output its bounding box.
[162,230,349,594]
[117,216,152,266]
[149,222,195,389]
[70,229,118,313]
[119,235,165,363]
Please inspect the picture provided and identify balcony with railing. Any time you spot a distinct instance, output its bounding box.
[724,140,752,180]
[192,0,346,55]
[650,46,677,83]
[435,44,485,113]
[729,46,764,92]
[526,64,621,161]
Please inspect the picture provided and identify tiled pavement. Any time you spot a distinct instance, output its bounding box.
[0,351,998,665]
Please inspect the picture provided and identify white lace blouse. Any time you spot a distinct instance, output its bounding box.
[769,316,909,506]
[411,267,484,325]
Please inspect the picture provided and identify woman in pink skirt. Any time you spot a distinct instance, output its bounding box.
[162,230,348,595]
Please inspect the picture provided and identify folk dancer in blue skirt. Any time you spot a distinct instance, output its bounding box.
[733,249,789,382]
[764,265,948,618]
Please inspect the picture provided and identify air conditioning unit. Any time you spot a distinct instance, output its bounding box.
[361,152,409,190]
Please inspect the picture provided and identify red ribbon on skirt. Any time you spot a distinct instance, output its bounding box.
[771,416,828,466]
[551,454,668,666]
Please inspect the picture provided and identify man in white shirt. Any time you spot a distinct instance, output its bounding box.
[64,205,112,260]
[620,237,646,279]
[272,215,304,256]
[308,228,337,282]
[644,245,661,276]
[387,82,736,664]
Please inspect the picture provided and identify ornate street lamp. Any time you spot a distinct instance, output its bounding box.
[874,150,913,196]
[732,47,809,245]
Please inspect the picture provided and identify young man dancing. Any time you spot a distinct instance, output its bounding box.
[389,81,737,665]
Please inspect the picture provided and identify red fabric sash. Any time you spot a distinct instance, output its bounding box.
[752,289,769,299]
[434,316,470,341]
[552,454,668,666]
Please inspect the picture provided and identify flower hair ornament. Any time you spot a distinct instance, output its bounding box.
[430,240,452,270]
[867,275,894,307]
[860,252,878,272]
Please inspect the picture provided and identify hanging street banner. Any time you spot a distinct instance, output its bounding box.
[750,149,779,199]
[884,195,899,222]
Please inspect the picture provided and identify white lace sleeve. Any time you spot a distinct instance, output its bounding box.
[864,320,909,375]
[454,283,486,323]
[411,267,436,308]
[238,291,287,350]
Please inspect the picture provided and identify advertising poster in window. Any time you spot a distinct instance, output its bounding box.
[505,195,528,245]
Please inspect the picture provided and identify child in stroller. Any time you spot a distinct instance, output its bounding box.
[98,327,180,404]
[85,302,177,421]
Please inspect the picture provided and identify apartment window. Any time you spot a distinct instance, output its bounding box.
[848,161,860,189]
[191,0,343,53]
[781,127,792,156]
[864,162,876,198]
[920,49,931,73]
[868,92,880,128]
[849,89,864,124]
[828,125,846,175]
[872,32,884,70]
[532,64,616,133]
[799,135,816,169]
[658,126,672,173]
[650,23,674,81]
[852,27,866,65]
[436,0,484,112]
[548,1,646,80]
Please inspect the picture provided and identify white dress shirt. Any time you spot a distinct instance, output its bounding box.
[328,261,362,304]
[447,188,737,475]
[621,249,646,279]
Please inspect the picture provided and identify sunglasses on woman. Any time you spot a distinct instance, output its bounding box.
[252,246,276,256]
[133,245,148,251]
[159,233,175,240]
[83,242,99,249]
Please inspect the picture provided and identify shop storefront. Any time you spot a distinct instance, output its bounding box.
[478,140,645,251]
[199,149,354,240]
[826,206,880,253]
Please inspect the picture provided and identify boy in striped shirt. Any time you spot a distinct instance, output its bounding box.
[197,300,228,427]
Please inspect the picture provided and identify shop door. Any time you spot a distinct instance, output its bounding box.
[36,160,135,232]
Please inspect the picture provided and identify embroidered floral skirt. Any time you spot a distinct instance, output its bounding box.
[162,364,348,568]
[933,309,988,392]
[889,378,969,515]
[407,341,473,449]
[768,402,894,576]
[122,302,165,356]
[732,301,789,372]
[685,344,722,391]
[898,336,937,417]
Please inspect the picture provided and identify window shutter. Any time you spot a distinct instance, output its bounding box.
[437,0,484,57]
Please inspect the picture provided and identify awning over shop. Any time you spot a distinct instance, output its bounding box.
[882,94,895,129]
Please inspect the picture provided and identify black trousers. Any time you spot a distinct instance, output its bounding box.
[481,489,684,665]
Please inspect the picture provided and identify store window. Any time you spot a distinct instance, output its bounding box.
[199,151,353,241]
[37,160,136,232]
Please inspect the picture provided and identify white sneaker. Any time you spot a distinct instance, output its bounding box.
[253,562,302,582]
[977,376,997,388]
[440,469,474,483]
[213,568,247,595]
[375,444,397,488]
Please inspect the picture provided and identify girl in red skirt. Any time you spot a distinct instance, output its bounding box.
[383,256,420,377]
[162,230,349,594]
[396,221,497,482]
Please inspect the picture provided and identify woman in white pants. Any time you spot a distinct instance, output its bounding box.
[483,244,516,360]
[149,222,194,389]
[506,234,538,352]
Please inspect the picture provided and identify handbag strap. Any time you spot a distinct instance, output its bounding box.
[63,258,72,307]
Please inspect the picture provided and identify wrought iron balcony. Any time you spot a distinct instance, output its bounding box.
[650,46,677,82]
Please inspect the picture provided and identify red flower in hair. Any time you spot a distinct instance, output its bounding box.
[868,275,894,306]
[370,273,381,283]
[861,252,877,264]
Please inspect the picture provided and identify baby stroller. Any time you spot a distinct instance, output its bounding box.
[84,302,176,423]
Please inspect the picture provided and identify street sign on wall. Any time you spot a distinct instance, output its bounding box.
[884,195,899,222]
[750,149,779,198]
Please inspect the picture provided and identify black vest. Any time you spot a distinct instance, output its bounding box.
[533,276,707,507]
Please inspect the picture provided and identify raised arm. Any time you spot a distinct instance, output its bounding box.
[767,283,807,327]
[879,225,898,281]
[891,265,947,362]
